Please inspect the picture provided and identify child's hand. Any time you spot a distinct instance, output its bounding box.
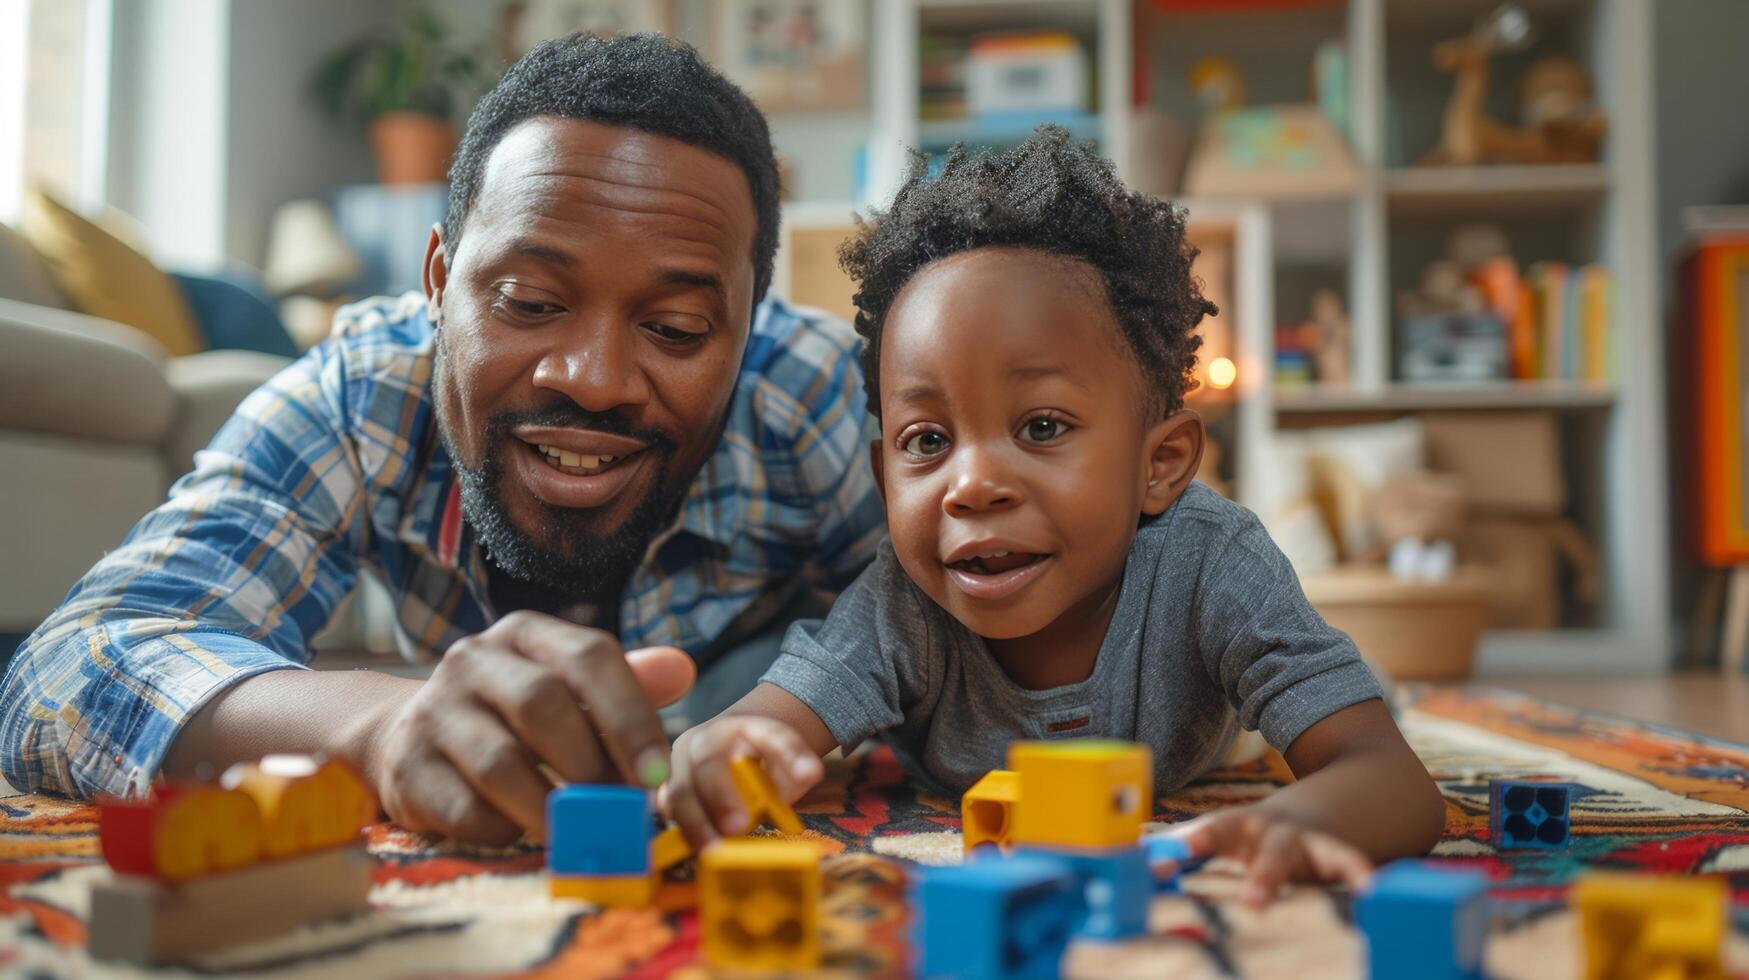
[1152,807,1373,908]
[661,715,823,845]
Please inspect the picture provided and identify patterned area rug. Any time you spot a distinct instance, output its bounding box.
[3,686,1747,977]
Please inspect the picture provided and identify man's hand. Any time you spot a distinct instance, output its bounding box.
[365,611,695,845]
[1153,807,1374,907]
[661,715,824,845]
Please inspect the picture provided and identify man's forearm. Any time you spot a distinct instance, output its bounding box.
[163,669,421,785]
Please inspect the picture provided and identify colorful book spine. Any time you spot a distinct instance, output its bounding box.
[1529,262,1571,381]
[1578,264,1612,383]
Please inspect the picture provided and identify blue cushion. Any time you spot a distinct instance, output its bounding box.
[174,270,298,357]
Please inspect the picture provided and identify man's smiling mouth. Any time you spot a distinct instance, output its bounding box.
[533,443,635,477]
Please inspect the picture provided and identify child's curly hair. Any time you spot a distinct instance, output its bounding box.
[840,125,1216,420]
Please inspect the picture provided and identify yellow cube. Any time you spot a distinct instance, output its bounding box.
[1009,740,1152,850]
[699,839,822,972]
[961,770,1021,853]
[1574,873,1726,980]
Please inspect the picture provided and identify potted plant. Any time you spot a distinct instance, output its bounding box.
[310,4,487,185]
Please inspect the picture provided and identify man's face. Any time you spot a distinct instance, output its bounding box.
[427,118,759,594]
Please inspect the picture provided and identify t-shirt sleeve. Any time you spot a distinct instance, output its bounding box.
[759,539,935,753]
[1193,509,1385,754]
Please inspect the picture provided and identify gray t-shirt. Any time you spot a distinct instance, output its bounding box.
[762,482,1383,794]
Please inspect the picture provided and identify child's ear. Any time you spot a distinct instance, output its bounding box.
[868,439,886,507]
[1141,410,1205,516]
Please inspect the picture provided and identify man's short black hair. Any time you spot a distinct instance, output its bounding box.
[840,126,1216,419]
[445,32,781,303]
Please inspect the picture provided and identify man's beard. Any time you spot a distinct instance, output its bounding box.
[439,400,690,600]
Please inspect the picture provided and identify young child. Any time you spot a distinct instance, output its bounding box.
[664,127,1444,905]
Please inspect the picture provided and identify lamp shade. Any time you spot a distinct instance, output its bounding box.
[263,199,363,298]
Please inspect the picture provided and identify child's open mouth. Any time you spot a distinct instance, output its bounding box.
[943,547,1053,601]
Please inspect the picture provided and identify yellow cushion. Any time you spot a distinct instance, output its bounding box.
[20,189,203,356]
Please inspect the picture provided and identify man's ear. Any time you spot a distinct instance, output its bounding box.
[868,439,886,507]
[422,223,448,322]
[1141,410,1205,516]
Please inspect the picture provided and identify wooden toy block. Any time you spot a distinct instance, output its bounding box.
[698,838,822,972]
[912,853,1081,979]
[1488,779,1574,850]
[962,769,1021,853]
[89,842,373,965]
[730,755,804,834]
[1574,873,1726,980]
[1017,842,1154,940]
[222,755,377,857]
[1009,740,1152,851]
[1353,860,1490,980]
[547,785,654,876]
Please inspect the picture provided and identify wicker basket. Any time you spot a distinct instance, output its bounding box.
[1301,566,1495,681]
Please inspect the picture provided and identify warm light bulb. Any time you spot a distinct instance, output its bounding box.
[1209,356,1237,389]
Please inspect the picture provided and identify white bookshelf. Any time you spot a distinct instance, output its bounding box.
[768,0,1666,675]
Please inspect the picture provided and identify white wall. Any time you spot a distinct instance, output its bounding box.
[1653,0,1749,266]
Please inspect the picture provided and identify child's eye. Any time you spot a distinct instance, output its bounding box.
[902,430,950,457]
[1021,417,1068,443]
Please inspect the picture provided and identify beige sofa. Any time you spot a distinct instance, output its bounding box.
[0,295,290,633]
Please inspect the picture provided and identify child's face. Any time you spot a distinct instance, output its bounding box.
[874,247,1200,644]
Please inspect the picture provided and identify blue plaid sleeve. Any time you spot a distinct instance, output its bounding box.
[0,341,367,798]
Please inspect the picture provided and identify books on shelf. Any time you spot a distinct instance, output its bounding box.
[1471,259,1613,384]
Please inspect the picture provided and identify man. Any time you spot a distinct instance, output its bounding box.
[0,33,883,844]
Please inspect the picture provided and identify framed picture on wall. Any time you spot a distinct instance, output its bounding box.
[502,0,677,61]
[713,0,867,113]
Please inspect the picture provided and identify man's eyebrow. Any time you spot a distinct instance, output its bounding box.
[659,268,724,294]
[502,239,575,267]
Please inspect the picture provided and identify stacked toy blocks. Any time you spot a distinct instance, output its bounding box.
[90,755,377,965]
[1574,872,1726,980]
[699,838,823,972]
[1353,860,1490,980]
[1488,779,1573,850]
[913,854,1082,979]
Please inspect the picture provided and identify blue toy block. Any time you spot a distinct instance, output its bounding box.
[1018,844,1153,940]
[1488,780,1573,850]
[1353,860,1490,980]
[547,785,652,875]
[912,854,1081,980]
[1142,832,1209,892]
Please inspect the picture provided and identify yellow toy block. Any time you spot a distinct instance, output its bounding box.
[1009,739,1152,851]
[550,873,658,907]
[649,824,691,872]
[1574,873,1726,980]
[224,755,375,857]
[730,756,804,834]
[699,839,821,972]
[153,786,264,882]
[961,770,1021,853]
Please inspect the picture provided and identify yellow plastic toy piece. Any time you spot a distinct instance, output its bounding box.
[730,756,803,835]
[699,839,821,972]
[961,770,1021,853]
[549,873,659,907]
[153,786,264,882]
[1574,873,1726,980]
[649,823,691,872]
[225,755,376,857]
[1009,739,1152,850]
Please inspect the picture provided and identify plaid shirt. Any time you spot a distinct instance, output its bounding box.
[1,292,885,798]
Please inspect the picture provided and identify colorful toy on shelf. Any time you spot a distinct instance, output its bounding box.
[546,756,802,907]
[1353,860,1490,980]
[912,853,1082,979]
[1488,779,1572,851]
[961,769,1021,853]
[698,839,823,973]
[1573,872,1726,980]
[1420,4,1604,166]
[89,755,376,965]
